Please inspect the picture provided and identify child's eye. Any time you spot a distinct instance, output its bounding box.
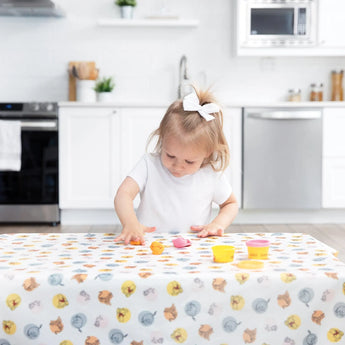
[166,153,175,159]
[185,160,194,165]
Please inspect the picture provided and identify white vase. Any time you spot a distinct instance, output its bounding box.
[120,6,134,19]
[76,80,96,102]
[97,92,114,103]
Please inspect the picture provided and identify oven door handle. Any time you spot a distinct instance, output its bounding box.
[20,121,58,131]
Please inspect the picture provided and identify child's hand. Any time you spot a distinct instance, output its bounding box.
[190,224,224,238]
[114,224,156,245]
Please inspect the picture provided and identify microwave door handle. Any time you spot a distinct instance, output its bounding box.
[247,111,321,120]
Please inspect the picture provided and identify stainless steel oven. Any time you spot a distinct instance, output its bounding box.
[0,102,59,224]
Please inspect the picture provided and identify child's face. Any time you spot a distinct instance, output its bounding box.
[161,135,209,178]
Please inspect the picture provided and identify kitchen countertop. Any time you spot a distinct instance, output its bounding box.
[58,101,345,108]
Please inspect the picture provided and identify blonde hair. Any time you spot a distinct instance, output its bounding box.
[147,87,230,172]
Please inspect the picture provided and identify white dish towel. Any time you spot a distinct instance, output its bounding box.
[0,120,22,171]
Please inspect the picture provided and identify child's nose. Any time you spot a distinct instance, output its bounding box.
[172,160,184,170]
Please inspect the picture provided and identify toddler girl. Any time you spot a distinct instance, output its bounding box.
[114,87,238,244]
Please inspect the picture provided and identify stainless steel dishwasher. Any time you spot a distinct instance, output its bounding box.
[242,107,322,209]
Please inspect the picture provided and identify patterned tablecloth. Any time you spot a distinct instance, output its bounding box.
[0,232,345,345]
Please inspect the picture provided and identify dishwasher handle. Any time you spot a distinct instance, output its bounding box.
[247,110,321,120]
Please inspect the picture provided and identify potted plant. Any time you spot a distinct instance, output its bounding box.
[115,0,137,19]
[94,77,115,102]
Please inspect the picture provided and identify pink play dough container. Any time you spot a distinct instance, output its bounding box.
[246,239,270,260]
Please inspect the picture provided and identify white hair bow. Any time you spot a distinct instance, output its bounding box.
[183,90,220,121]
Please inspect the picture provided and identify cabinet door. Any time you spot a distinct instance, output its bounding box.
[322,107,345,207]
[59,107,120,208]
[323,108,345,157]
[223,108,242,206]
[323,158,345,208]
[119,107,164,182]
[318,0,345,49]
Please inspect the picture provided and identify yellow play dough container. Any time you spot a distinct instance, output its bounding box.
[246,239,270,260]
[212,245,235,263]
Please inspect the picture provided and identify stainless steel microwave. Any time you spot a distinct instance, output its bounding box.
[237,0,317,48]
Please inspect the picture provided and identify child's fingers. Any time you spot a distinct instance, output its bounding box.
[197,229,209,238]
[216,228,224,236]
[114,234,124,242]
[144,226,156,233]
[190,225,204,232]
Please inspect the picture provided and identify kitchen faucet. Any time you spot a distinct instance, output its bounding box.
[178,55,192,99]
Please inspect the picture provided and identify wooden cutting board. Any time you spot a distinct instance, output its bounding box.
[68,61,97,101]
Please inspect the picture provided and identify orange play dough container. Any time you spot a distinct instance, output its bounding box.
[246,239,270,260]
[212,245,235,263]
[150,241,164,255]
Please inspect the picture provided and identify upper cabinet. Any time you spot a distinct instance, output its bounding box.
[318,0,345,51]
[235,0,345,56]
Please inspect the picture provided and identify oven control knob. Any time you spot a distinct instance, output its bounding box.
[44,103,54,112]
[30,103,40,111]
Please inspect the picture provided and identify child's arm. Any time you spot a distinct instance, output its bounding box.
[114,176,156,244]
[191,193,239,237]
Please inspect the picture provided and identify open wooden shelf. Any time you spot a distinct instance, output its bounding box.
[97,18,199,28]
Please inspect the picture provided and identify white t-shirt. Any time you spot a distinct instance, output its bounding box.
[128,153,232,232]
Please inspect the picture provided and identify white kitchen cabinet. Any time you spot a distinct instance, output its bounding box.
[322,107,345,207]
[318,0,345,51]
[59,106,120,209]
[119,107,164,183]
[59,105,165,210]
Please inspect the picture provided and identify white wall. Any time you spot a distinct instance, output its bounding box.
[0,0,344,104]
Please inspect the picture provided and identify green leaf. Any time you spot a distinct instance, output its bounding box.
[94,77,115,93]
[115,0,136,7]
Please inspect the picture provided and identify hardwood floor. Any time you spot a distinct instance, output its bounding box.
[1,223,344,262]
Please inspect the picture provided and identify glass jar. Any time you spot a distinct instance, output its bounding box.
[310,83,323,102]
[331,70,344,101]
[288,88,301,102]
[318,83,324,101]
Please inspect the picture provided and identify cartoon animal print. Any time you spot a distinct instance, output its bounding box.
[280,273,296,283]
[325,272,338,280]
[243,328,256,343]
[72,274,87,283]
[50,316,64,334]
[327,328,344,343]
[164,304,178,321]
[170,328,187,343]
[85,336,100,345]
[6,293,21,310]
[52,294,69,309]
[199,324,213,340]
[167,281,183,296]
[277,291,291,309]
[235,273,250,285]
[312,310,325,325]
[212,278,227,292]
[231,295,245,310]
[284,315,301,330]
[121,280,136,297]
[98,290,113,305]
[23,277,40,291]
